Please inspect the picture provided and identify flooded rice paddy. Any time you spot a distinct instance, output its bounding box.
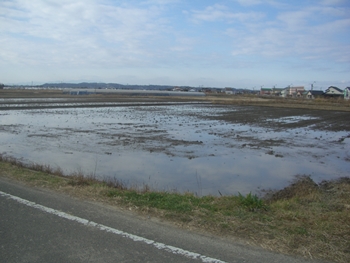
[0,103,349,195]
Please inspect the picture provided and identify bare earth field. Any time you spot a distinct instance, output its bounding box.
[1,89,350,150]
[1,89,349,126]
[1,88,349,194]
[1,89,350,262]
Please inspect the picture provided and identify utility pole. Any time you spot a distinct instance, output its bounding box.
[311,81,315,90]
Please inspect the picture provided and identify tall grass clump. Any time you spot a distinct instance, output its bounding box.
[238,192,267,211]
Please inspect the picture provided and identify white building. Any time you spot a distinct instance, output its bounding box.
[344,87,350,100]
[324,86,343,98]
[280,86,305,98]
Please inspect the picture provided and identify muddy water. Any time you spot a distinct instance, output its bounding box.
[1,104,349,195]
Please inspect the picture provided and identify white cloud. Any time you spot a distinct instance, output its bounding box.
[234,0,262,6]
[169,36,196,52]
[141,0,180,4]
[223,2,350,66]
[234,0,289,9]
[0,0,171,67]
[0,0,349,86]
[321,0,348,5]
[190,4,264,23]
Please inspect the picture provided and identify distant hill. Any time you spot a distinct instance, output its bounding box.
[40,82,184,91]
[5,82,256,93]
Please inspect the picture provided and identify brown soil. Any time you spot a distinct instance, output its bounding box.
[1,89,349,157]
[205,105,350,131]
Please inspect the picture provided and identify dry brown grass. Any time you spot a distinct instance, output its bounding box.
[204,94,350,111]
[261,176,350,262]
[0,89,68,98]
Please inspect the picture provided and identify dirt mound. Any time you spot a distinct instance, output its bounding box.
[266,176,350,203]
[319,176,350,190]
[266,175,319,202]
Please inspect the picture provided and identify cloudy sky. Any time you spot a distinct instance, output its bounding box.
[1,0,349,89]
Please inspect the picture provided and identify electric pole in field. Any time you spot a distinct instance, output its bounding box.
[311,81,315,90]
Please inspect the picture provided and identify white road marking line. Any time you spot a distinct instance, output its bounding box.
[0,190,226,263]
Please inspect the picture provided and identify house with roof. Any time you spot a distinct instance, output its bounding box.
[224,87,234,94]
[280,86,305,98]
[172,86,182,91]
[305,90,324,99]
[260,88,272,95]
[280,88,288,98]
[324,86,343,98]
[272,88,284,96]
[344,87,350,100]
[260,87,283,96]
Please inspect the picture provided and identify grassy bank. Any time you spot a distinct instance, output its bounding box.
[0,156,349,263]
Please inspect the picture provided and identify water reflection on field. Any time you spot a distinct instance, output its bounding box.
[0,105,349,195]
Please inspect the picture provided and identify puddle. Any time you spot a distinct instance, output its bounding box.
[0,104,349,195]
[266,115,319,123]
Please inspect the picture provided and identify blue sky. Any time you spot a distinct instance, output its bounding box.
[1,0,349,89]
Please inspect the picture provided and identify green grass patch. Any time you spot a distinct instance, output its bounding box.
[238,192,267,211]
[106,190,221,213]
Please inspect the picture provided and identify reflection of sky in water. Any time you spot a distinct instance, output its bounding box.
[266,115,319,123]
[0,102,191,108]
[0,105,349,196]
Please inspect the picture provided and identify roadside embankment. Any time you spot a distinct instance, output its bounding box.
[0,155,349,263]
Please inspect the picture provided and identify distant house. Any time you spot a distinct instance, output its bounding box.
[272,88,283,96]
[280,88,288,98]
[224,87,234,95]
[324,86,343,98]
[295,90,304,97]
[280,86,305,98]
[260,88,272,95]
[305,90,324,99]
[290,86,305,97]
[172,87,182,92]
[260,87,283,96]
[344,87,350,100]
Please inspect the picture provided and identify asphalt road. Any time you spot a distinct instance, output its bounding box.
[0,178,326,263]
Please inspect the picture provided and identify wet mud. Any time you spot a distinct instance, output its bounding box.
[0,97,349,195]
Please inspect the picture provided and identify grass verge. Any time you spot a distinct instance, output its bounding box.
[0,155,349,263]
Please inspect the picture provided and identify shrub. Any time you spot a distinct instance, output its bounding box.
[238,192,267,211]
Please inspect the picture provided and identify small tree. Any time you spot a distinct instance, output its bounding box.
[0,83,4,89]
